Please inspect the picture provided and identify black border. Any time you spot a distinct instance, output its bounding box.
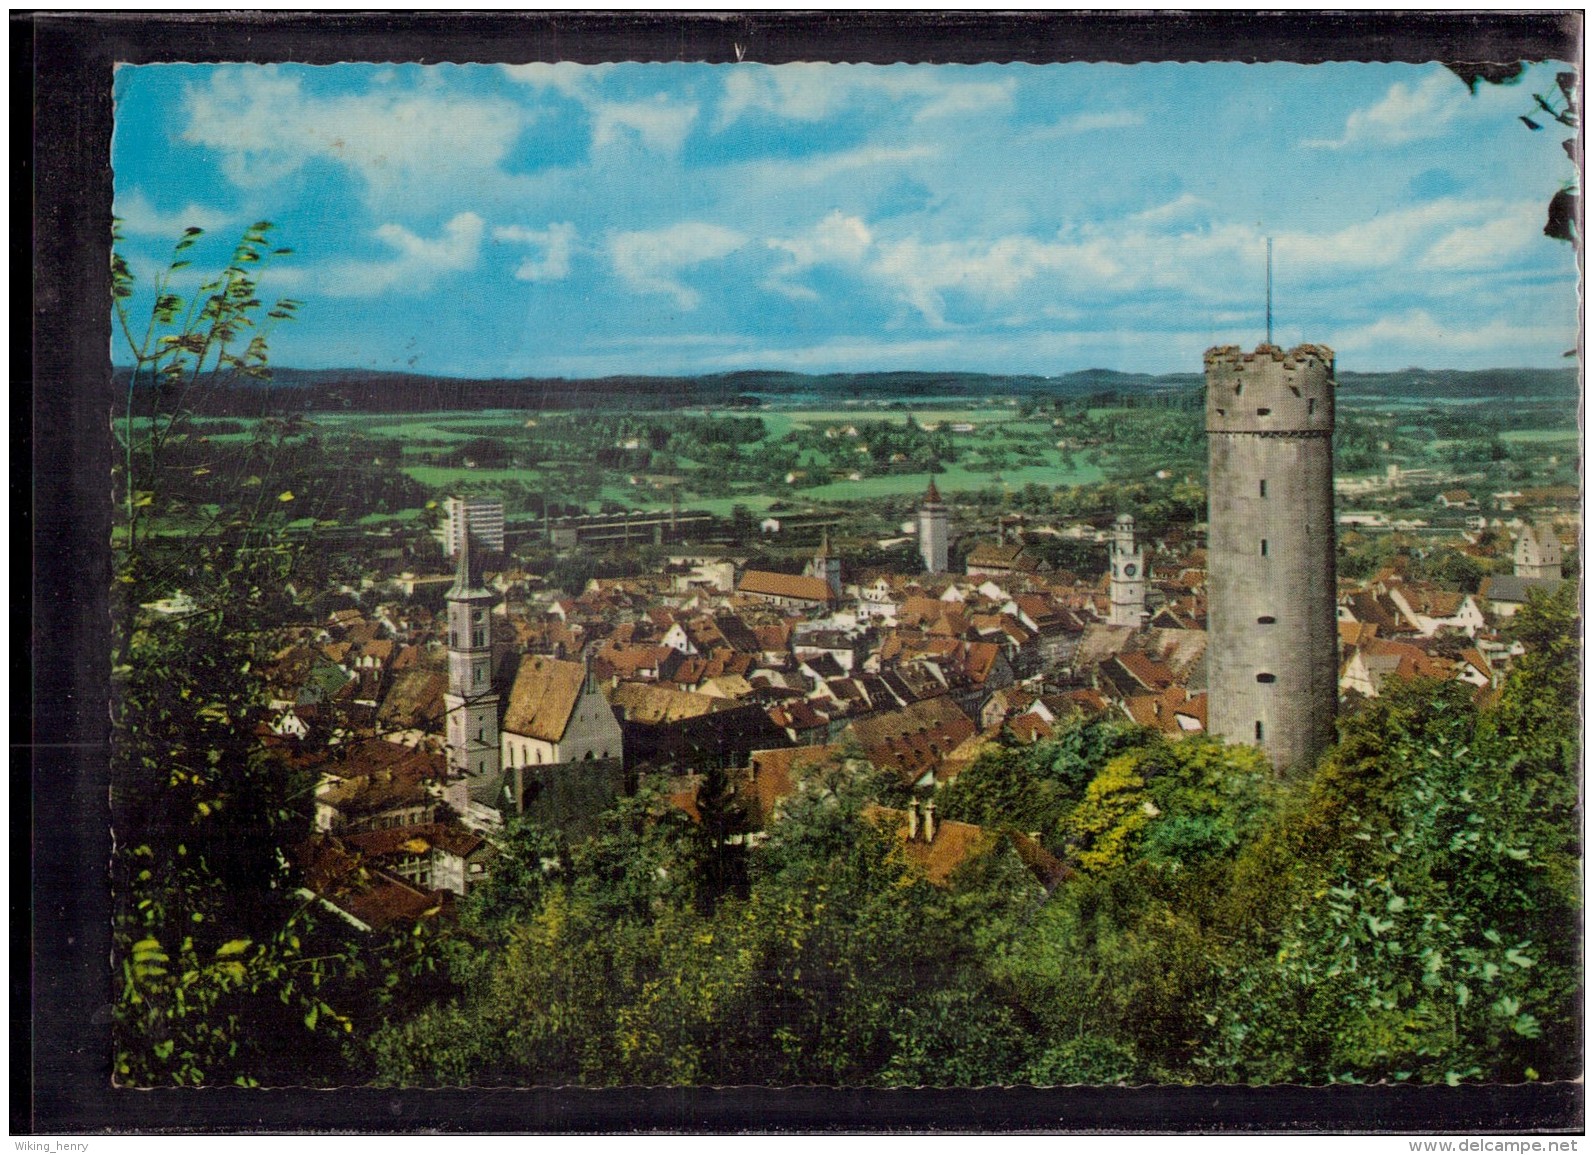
[23,10,1584,1135]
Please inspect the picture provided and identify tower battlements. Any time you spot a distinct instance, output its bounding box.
[1205,343,1335,436]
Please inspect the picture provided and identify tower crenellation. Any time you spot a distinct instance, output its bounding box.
[1204,343,1336,436]
[1205,342,1339,772]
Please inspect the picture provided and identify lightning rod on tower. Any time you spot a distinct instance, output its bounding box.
[1265,236,1273,346]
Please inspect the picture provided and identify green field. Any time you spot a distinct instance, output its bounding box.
[402,465,547,487]
[797,458,1103,502]
[1498,429,1580,443]
[341,404,1105,515]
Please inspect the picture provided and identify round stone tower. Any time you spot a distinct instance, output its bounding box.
[1205,342,1338,772]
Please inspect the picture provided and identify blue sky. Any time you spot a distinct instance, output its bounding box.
[112,60,1579,377]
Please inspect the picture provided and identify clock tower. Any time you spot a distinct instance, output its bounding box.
[1108,513,1147,627]
[443,526,502,805]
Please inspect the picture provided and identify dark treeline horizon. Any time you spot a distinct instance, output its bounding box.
[110,364,1580,416]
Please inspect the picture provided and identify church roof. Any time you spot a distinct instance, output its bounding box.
[737,570,834,603]
[923,477,942,504]
[501,654,591,742]
[1479,574,1564,605]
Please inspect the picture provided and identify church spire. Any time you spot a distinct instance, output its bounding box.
[450,528,489,599]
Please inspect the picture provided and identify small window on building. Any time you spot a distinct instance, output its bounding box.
[1256,672,1277,684]
[1260,539,1269,557]
[1259,479,1267,498]
[1257,615,1276,624]
[1256,408,1271,417]
[1308,398,1316,414]
[1255,720,1265,742]
[1216,408,1226,417]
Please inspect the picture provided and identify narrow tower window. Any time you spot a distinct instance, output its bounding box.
[1260,539,1269,557]
[1308,398,1316,415]
[1255,721,1265,742]
[1256,408,1271,416]
[1256,672,1277,684]
[1259,479,1267,498]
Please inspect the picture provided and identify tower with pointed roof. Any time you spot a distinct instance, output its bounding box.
[1108,513,1148,626]
[804,528,843,599]
[918,478,948,574]
[443,522,503,805]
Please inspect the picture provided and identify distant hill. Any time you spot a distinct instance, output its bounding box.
[109,364,1578,416]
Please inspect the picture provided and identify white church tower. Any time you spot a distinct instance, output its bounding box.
[1107,513,1148,626]
[1513,521,1563,580]
[918,478,949,574]
[805,529,843,599]
[443,523,502,806]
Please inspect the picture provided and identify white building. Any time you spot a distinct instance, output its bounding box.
[439,496,505,557]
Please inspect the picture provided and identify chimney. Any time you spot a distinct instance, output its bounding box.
[906,797,919,841]
[922,798,936,843]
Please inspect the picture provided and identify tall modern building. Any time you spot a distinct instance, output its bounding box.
[1107,513,1148,627]
[1205,343,1338,772]
[918,478,949,574]
[440,495,505,558]
[443,524,503,805]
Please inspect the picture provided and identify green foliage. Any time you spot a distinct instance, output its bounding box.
[111,606,359,1086]
[112,220,300,554]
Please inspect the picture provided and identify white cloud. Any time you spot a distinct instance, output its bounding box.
[873,234,1072,326]
[716,64,1013,129]
[493,222,577,281]
[1329,309,1573,357]
[736,144,939,194]
[819,195,1550,329]
[1303,70,1466,150]
[181,66,523,195]
[1029,109,1146,139]
[1132,193,1207,222]
[609,222,746,310]
[113,189,233,238]
[319,212,483,297]
[502,62,697,154]
[592,96,698,153]
[1418,201,1543,271]
[499,62,614,99]
[764,211,874,299]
